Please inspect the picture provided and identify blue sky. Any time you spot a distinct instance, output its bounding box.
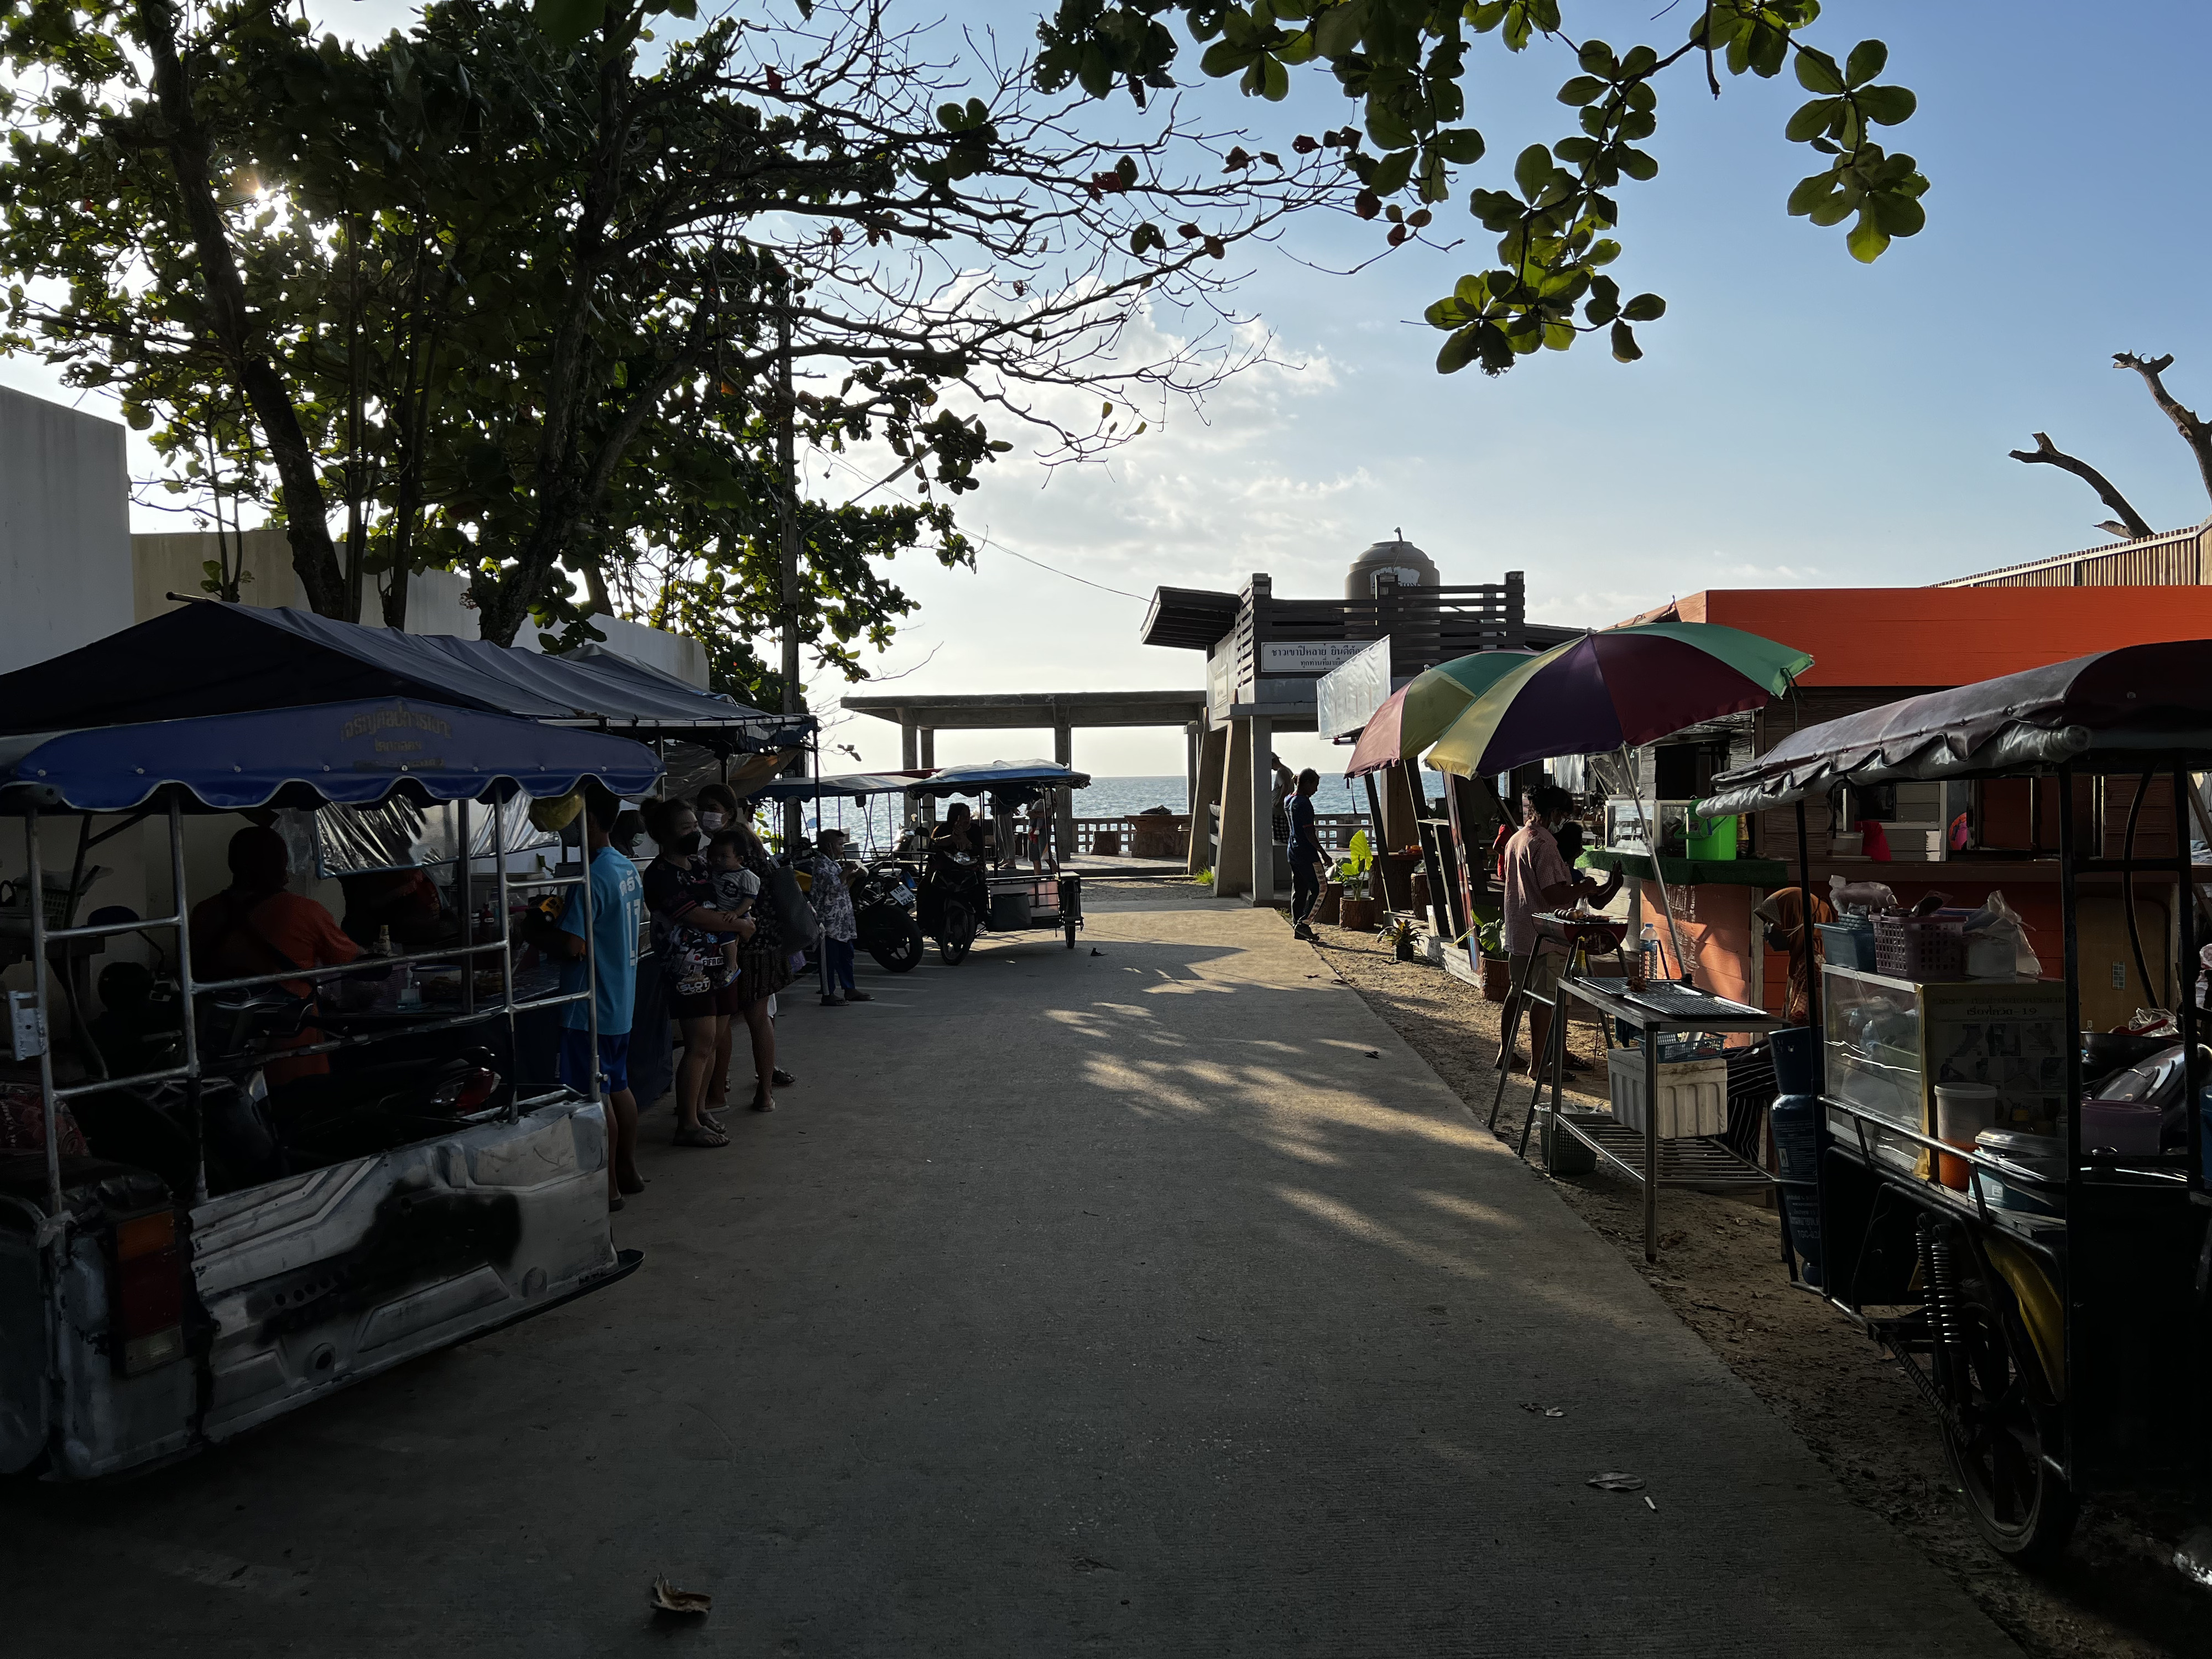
[8,3,2207,776]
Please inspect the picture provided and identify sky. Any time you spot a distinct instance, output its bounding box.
[6,3,2209,778]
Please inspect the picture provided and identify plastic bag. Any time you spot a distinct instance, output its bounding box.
[1828,873,1898,912]
[1960,890,2039,979]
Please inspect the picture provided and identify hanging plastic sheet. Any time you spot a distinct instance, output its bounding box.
[315,794,561,878]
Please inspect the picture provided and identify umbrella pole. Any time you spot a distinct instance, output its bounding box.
[1616,745,1694,987]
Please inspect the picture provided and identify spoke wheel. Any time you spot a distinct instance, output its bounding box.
[938,900,975,966]
[1936,1270,2077,1566]
[866,912,924,974]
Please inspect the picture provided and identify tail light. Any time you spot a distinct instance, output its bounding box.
[110,1209,185,1376]
[431,1068,501,1114]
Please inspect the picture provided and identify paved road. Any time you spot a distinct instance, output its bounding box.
[4,890,2018,1656]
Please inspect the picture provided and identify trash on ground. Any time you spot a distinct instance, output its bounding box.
[1644,1495,1658,1511]
[1587,1472,1646,1492]
[1364,1050,1379,1058]
[1519,1403,1565,1417]
[1090,948,1105,956]
[651,1576,712,1615]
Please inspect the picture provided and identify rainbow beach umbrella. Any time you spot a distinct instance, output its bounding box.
[1344,649,1534,776]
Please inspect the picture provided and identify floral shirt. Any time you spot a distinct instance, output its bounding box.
[806,854,857,943]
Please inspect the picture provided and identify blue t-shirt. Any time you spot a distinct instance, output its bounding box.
[558,847,645,1035]
[1287,792,1320,859]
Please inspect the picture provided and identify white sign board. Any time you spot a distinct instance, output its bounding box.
[1315,636,1394,742]
[1260,639,1369,675]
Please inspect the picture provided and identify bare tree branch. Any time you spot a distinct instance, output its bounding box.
[2006,431,2156,541]
[2115,351,2212,508]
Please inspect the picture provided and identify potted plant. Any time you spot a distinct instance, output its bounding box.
[1337,832,1377,932]
[1474,917,1511,1001]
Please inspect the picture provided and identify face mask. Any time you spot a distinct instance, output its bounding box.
[698,812,725,831]
[670,830,702,855]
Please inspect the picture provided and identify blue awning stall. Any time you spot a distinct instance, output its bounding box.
[907,759,1092,807]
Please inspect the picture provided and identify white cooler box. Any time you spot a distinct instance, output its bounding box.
[1607,1049,1729,1139]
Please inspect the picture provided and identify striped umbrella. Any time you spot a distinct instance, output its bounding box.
[1344,649,1534,777]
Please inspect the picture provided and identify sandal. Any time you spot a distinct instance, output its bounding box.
[772,1068,796,1088]
[673,1124,728,1149]
[749,1086,775,1114]
[700,1111,726,1136]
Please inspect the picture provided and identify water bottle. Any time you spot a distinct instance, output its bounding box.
[1639,922,1659,986]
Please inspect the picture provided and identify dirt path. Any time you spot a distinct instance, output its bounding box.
[1306,919,2211,1659]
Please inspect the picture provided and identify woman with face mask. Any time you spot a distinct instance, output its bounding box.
[694,782,740,836]
[639,799,753,1147]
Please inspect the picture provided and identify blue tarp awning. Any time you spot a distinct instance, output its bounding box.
[0,698,661,814]
[0,603,807,747]
[909,759,1092,801]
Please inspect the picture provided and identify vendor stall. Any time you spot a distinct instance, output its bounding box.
[0,698,659,1480]
[1697,639,2212,1565]
[905,761,1091,961]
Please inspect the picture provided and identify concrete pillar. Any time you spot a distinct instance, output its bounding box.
[918,728,937,825]
[1213,718,1252,899]
[1248,713,1274,907]
[1183,721,1202,869]
[1053,714,1076,868]
[1189,721,1226,877]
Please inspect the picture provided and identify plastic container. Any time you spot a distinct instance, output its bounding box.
[1684,814,1736,862]
[1768,1026,1818,1095]
[1608,1050,1729,1139]
[2080,1097,2162,1155]
[989,890,1032,931]
[1873,910,1970,982]
[1816,918,1876,973]
[1771,1093,1819,1181]
[1934,1082,1998,1190]
[1540,1109,1597,1176]
[1829,831,1865,858]
[1974,1128,2063,1217]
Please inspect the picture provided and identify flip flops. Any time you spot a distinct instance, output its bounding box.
[673,1124,728,1149]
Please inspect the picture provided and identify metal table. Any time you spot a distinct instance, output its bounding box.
[1556,974,1783,1261]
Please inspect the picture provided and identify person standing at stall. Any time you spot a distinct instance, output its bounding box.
[554,787,648,1208]
[189,825,361,1087]
[808,828,867,1005]
[641,800,752,1147]
[1499,784,1603,1074]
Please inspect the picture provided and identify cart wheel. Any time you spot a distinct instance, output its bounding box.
[938,900,975,966]
[868,914,925,974]
[1064,915,1078,949]
[1930,1240,2077,1566]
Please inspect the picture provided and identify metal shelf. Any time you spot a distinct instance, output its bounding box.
[1554,1109,1773,1189]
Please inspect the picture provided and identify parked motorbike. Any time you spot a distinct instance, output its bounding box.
[919,848,984,966]
[853,860,926,973]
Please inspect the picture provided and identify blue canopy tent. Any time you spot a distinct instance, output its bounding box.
[908,759,1092,807]
[748,770,932,802]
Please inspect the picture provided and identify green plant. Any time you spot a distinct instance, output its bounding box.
[1475,917,1505,959]
[1339,830,1375,899]
[1191,867,1214,886]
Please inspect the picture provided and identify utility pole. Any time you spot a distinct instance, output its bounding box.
[776,291,806,852]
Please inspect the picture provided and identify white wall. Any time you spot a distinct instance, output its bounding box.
[0,388,132,675]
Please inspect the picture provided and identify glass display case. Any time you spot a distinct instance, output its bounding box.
[1822,964,2069,1176]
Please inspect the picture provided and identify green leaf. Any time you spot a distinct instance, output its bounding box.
[533,0,608,49]
[1610,320,1641,362]
[1437,322,1483,374]
[1785,98,1839,143]
[1621,291,1665,321]
[1314,0,1370,57]
[1844,40,1888,88]
[1786,171,1837,217]
[1846,212,1890,262]
[1202,39,1254,76]
[1513,142,1552,198]
[1369,147,1413,196]
[1871,191,1926,238]
[1807,191,1855,227]
[1576,39,1615,76]
[1855,85,1916,126]
[1432,127,1485,164]
[1619,44,1656,77]
[1556,75,1606,106]
[1793,47,1845,95]
[1424,296,1468,328]
[1618,147,1658,181]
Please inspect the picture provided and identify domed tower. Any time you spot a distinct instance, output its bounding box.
[1345,534,1439,601]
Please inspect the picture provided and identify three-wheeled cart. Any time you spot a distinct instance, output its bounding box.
[0,698,659,1480]
[1697,640,2212,1563]
[905,761,1090,964]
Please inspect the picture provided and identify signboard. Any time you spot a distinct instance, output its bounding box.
[1206,638,1235,723]
[1260,639,1369,675]
[1315,636,1394,742]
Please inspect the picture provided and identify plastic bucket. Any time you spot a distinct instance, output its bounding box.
[1771,1094,1819,1182]
[1769,1026,1818,1095]
[1934,1083,1999,1190]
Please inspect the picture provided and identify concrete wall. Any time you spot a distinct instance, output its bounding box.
[132,529,709,686]
[0,389,132,675]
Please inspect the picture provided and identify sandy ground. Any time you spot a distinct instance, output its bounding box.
[1303,913,2212,1659]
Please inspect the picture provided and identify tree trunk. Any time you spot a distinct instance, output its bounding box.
[135,0,349,618]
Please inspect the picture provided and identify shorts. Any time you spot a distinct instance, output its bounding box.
[559,1029,631,1097]
[669,987,719,1020]
[1506,950,1562,1001]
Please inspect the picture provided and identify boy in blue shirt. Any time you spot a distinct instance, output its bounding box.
[556,786,647,1209]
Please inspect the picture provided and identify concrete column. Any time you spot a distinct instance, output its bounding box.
[900,717,917,770]
[1183,721,1201,868]
[918,728,937,825]
[1213,718,1251,899]
[1189,722,1226,877]
[1053,714,1076,868]
[1248,712,1274,907]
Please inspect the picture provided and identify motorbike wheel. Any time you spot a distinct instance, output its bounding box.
[1065,914,1078,949]
[938,899,976,966]
[1927,1228,2077,1566]
[867,912,925,974]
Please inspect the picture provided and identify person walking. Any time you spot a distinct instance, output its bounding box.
[554,787,648,1208]
[1499,784,1603,1074]
[640,799,752,1147]
[1287,767,1327,940]
[809,828,867,1004]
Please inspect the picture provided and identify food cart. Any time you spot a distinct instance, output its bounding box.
[906,761,1089,963]
[1696,640,2212,1564]
[0,697,660,1480]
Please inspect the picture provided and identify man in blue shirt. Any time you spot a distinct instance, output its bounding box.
[556,787,647,1209]
[1287,767,1326,940]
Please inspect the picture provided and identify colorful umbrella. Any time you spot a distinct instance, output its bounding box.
[1425,623,1813,780]
[1344,649,1534,777]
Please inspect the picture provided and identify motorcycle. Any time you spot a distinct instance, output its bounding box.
[917,847,985,966]
[852,859,926,973]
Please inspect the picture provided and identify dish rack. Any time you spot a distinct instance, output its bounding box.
[0,867,106,928]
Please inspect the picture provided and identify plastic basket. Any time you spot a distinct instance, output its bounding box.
[1872,911,1968,982]
[0,871,97,929]
[1815,918,1876,973]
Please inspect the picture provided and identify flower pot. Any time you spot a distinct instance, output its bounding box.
[1480,956,1512,1002]
[1338,894,1376,933]
[1315,881,1342,925]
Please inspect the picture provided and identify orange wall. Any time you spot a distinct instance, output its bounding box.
[1668,587,2212,688]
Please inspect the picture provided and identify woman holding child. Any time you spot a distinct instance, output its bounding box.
[640,798,752,1148]
[707,813,792,1115]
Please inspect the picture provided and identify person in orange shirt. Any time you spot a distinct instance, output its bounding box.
[190,826,363,1085]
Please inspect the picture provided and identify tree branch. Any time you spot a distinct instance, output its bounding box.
[2007,431,2156,540]
[2115,351,2212,508]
